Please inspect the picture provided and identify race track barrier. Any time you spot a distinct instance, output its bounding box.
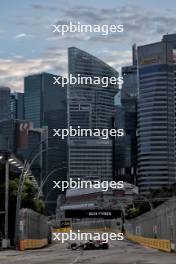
[126,233,171,252]
[19,238,48,251]
[18,209,50,251]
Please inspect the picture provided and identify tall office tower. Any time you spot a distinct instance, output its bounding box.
[114,46,138,184]
[0,87,10,121]
[68,47,119,180]
[0,120,16,151]
[68,47,119,129]
[137,34,176,194]
[10,92,24,120]
[17,127,48,188]
[24,72,67,214]
[0,119,32,153]
[69,137,113,180]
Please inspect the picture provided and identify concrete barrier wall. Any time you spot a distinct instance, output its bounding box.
[19,239,48,251]
[126,233,171,252]
[125,197,176,251]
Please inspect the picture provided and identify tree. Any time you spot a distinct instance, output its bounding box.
[0,168,45,241]
[126,207,140,219]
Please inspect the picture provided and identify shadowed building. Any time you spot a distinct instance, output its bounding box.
[24,72,67,214]
[0,87,10,121]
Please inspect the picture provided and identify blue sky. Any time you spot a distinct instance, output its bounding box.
[0,0,176,91]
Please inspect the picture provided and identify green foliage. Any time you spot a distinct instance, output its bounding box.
[21,178,45,214]
[126,207,140,219]
[126,184,176,219]
[0,168,45,238]
[1,174,45,214]
[126,200,151,219]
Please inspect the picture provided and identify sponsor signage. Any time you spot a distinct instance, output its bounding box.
[140,55,160,65]
[17,121,33,149]
[65,209,122,219]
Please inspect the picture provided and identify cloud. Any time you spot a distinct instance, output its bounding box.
[102,50,132,70]
[0,48,67,92]
[32,3,57,11]
[2,2,176,91]
[57,4,176,45]
[15,33,27,39]
[0,45,131,92]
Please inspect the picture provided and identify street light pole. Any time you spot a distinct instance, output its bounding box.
[14,138,55,247]
[37,166,66,198]
[4,158,9,242]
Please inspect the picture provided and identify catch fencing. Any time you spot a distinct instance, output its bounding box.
[18,209,50,250]
[72,218,122,232]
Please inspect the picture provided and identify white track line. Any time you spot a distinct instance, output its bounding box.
[70,255,81,264]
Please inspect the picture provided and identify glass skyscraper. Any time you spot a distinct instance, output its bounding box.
[10,92,24,120]
[137,34,176,193]
[0,86,10,121]
[114,46,138,184]
[68,47,119,180]
[24,72,67,214]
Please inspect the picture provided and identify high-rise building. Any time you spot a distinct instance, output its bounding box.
[69,137,113,180]
[17,127,48,188]
[0,119,16,151]
[68,47,119,129]
[0,117,48,192]
[0,87,10,121]
[68,47,119,180]
[114,46,138,184]
[0,119,32,153]
[137,34,176,194]
[24,72,67,214]
[10,92,24,120]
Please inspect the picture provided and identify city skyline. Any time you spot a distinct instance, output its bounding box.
[2,1,176,259]
[1,0,176,91]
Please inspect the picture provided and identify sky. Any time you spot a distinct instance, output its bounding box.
[0,0,176,92]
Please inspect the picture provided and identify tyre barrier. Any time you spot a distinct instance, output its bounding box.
[126,233,171,252]
[18,239,48,251]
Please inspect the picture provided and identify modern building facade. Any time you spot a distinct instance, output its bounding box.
[68,47,119,180]
[17,127,48,189]
[114,45,138,184]
[10,92,24,120]
[68,47,119,129]
[137,34,176,193]
[0,119,32,154]
[69,137,113,180]
[56,182,138,219]
[0,87,10,121]
[0,119,16,151]
[24,72,67,214]
[114,102,137,184]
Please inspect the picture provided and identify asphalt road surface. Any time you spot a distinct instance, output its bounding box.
[0,239,176,264]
